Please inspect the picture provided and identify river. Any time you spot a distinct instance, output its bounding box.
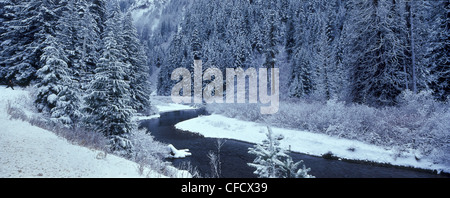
[139,109,448,178]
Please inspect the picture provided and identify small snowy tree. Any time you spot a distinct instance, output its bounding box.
[248,126,314,178]
[248,127,287,178]
[279,156,315,178]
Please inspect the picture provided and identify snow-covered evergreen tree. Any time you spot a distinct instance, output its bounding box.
[121,12,152,114]
[191,28,202,61]
[50,83,82,128]
[248,126,315,178]
[288,49,314,98]
[0,0,14,84]
[250,22,264,54]
[83,9,135,154]
[89,0,107,38]
[425,0,449,101]
[345,0,408,106]
[248,127,287,178]
[78,0,102,87]
[279,156,315,178]
[263,6,280,73]
[158,33,185,96]
[35,35,71,114]
[56,0,82,81]
[1,0,58,86]
[287,2,317,99]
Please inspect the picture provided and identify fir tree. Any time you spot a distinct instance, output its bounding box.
[426,1,449,101]
[346,0,408,106]
[158,34,183,96]
[35,35,71,114]
[78,0,102,86]
[56,0,82,81]
[191,28,202,60]
[248,126,314,178]
[248,127,287,178]
[263,8,279,73]
[1,0,59,86]
[84,11,135,154]
[288,49,314,98]
[121,12,152,114]
[279,156,315,178]
[0,0,14,83]
[89,0,107,37]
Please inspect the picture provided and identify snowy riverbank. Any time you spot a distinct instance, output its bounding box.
[0,86,189,178]
[175,114,449,174]
[134,96,196,121]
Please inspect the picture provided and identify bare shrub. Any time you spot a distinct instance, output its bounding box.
[176,161,201,178]
[207,139,226,178]
[130,129,173,177]
[6,101,28,121]
[6,93,109,152]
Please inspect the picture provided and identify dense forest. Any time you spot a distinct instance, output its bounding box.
[0,0,151,153]
[150,0,449,105]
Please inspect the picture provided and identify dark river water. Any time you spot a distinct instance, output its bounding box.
[139,109,448,178]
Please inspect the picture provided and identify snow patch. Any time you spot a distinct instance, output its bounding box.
[47,94,58,104]
[155,103,196,113]
[134,114,160,121]
[168,144,191,159]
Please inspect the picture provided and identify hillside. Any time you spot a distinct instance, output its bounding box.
[0,86,170,178]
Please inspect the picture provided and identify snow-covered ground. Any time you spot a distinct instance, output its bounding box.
[135,96,196,121]
[176,114,450,174]
[155,103,196,113]
[0,86,188,178]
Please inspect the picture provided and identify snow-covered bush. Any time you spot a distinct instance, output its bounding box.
[130,129,171,176]
[418,109,450,166]
[131,130,197,178]
[395,90,450,165]
[6,92,109,151]
[132,129,169,160]
[206,103,262,122]
[6,101,28,121]
[6,89,38,121]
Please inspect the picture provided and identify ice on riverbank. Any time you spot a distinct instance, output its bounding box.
[156,103,196,113]
[134,96,197,122]
[175,114,449,174]
[168,144,192,158]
